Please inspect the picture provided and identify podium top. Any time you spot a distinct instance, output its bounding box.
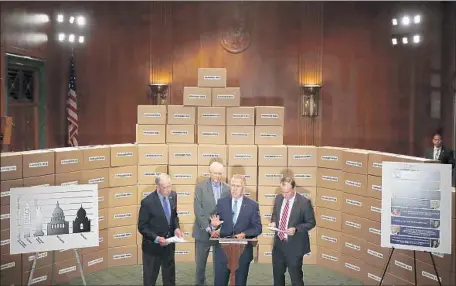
[210,238,258,245]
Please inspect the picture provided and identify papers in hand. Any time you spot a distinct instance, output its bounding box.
[267,226,287,233]
[165,236,187,244]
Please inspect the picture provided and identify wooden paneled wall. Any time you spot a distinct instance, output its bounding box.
[1,1,454,156]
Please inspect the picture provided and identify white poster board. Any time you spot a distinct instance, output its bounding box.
[10,184,99,254]
[381,162,452,254]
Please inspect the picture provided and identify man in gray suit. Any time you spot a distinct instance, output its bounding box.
[193,162,231,286]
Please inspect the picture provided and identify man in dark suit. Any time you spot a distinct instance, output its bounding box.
[424,132,455,186]
[269,177,316,286]
[193,162,231,286]
[138,173,183,286]
[209,174,262,286]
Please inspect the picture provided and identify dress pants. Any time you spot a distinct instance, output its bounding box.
[195,240,217,286]
[272,240,305,286]
[143,244,176,286]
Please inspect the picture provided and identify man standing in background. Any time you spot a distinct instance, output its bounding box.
[424,132,455,186]
[193,162,231,286]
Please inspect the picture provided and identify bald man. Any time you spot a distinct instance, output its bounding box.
[193,162,231,286]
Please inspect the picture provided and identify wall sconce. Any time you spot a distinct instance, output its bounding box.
[148,84,169,105]
[301,84,321,117]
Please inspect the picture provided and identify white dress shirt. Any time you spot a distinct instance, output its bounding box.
[433,147,442,160]
[232,196,243,224]
[279,193,296,239]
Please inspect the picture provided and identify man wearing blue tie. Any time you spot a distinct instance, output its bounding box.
[210,174,262,286]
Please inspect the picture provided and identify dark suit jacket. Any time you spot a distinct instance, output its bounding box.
[216,195,262,239]
[424,146,455,167]
[138,190,180,255]
[270,193,316,256]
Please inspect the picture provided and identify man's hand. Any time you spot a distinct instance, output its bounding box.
[210,229,220,238]
[210,215,223,227]
[175,228,183,238]
[287,227,296,236]
[157,237,167,246]
[268,222,276,228]
[234,233,245,239]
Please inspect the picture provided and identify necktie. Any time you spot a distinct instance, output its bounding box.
[278,200,290,240]
[163,196,171,225]
[232,199,238,225]
[434,149,440,160]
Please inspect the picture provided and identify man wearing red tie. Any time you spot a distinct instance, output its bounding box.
[269,177,316,286]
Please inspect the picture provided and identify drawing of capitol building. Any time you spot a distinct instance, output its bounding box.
[47,201,69,235]
[73,205,91,233]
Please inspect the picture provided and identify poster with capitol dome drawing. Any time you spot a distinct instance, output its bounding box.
[9,184,99,254]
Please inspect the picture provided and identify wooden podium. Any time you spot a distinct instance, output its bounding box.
[210,238,258,286]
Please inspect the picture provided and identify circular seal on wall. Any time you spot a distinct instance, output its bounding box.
[219,26,251,54]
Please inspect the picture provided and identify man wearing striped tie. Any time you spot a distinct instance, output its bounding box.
[269,177,316,286]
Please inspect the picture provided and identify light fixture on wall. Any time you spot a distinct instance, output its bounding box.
[148,84,169,105]
[301,84,321,117]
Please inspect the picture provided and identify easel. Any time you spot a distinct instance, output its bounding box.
[27,249,86,286]
[378,248,442,286]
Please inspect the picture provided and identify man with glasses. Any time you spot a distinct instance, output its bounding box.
[138,173,183,286]
[193,162,231,286]
[209,174,262,286]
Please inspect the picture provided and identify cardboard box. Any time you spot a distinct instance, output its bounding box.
[79,145,111,170]
[168,144,198,166]
[364,197,381,222]
[137,245,142,264]
[363,218,381,245]
[175,243,196,262]
[416,260,451,285]
[367,151,399,176]
[99,208,108,230]
[108,185,138,207]
[1,253,22,285]
[176,204,195,224]
[226,107,254,125]
[258,167,289,186]
[383,273,414,286]
[317,246,341,273]
[341,254,364,282]
[258,226,276,244]
[197,68,227,88]
[167,105,196,125]
[342,149,369,175]
[0,205,10,231]
[169,166,198,185]
[259,205,273,225]
[363,241,392,269]
[55,171,81,186]
[173,185,195,205]
[197,125,226,145]
[137,185,155,204]
[287,146,318,167]
[82,249,107,275]
[166,125,195,144]
[108,205,138,228]
[108,245,138,267]
[53,258,80,284]
[257,186,281,205]
[0,179,23,206]
[138,144,168,166]
[254,126,284,145]
[197,145,227,166]
[110,144,138,167]
[258,145,287,167]
[317,227,342,251]
[21,150,55,178]
[197,107,225,125]
[179,223,195,243]
[341,213,365,237]
[227,166,257,186]
[197,166,227,184]
[81,229,109,255]
[226,126,255,145]
[22,174,55,187]
[257,244,273,263]
[343,172,367,196]
[138,165,168,185]
[54,147,83,173]
[21,252,52,273]
[211,87,241,106]
[228,145,257,166]
[317,147,345,170]
[109,166,138,187]
[81,168,110,189]
[367,175,382,199]
[98,188,109,210]
[183,87,212,106]
[22,264,52,286]
[415,246,455,273]
[135,124,166,144]
[360,263,383,286]
[137,105,167,125]
[342,193,366,217]
[108,225,137,248]
[255,106,285,126]
[388,252,415,284]
[316,187,343,211]
[316,207,341,232]
[317,168,343,190]
[0,152,22,180]
[297,186,317,206]
[341,233,365,260]
[289,167,317,187]
[244,186,257,200]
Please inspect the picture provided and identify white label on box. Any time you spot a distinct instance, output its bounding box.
[99,216,105,221]
[88,257,104,267]
[201,132,219,136]
[371,206,381,213]
[59,266,76,275]
[261,113,279,119]
[61,181,78,186]
[241,174,250,179]
[368,273,381,282]
[171,131,189,135]
[204,75,221,80]
[143,130,160,136]
[30,275,48,285]
[99,237,104,243]
[292,154,312,160]
[202,113,220,118]
[264,154,282,159]
[263,251,272,257]
[232,114,250,119]
[173,113,191,119]
[345,180,362,188]
[295,174,312,179]
[115,173,132,178]
[177,211,191,215]
[345,242,360,251]
[0,261,15,270]
[189,94,207,99]
[422,271,441,282]
[231,132,249,137]
[321,215,336,222]
[175,250,190,255]
[264,194,277,199]
[177,192,191,197]
[174,153,192,158]
[114,213,132,219]
[367,249,383,258]
[1,239,10,246]
[321,254,338,261]
[346,199,362,207]
[0,191,10,197]
[98,196,105,202]
[234,154,252,159]
[322,235,337,243]
[113,253,132,260]
[373,162,382,168]
[1,165,17,172]
[345,221,361,229]
[260,133,277,138]
[263,232,275,237]
[322,175,338,182]
[321,156,338,161]
[372,185,382,191]
[145,153,163,158]
[89,177,105,184]
[346,160,362,168]
[28,252,48,261]
[29,161,48,168]
[115,192,133,199]
[200,172,210,177]
[322,196,337,202]
[88,155,106,162]
[174,174,192,179]
[263,213,272,218]
[117,152,133,157]
[217,94,234,99]
[61,159,78,165]
[0,213,10,220]
[202,153,221,158]
[265,174,282,179]
[369,228,381,235]
[345,263,360,272]
[142,192,151,198]
[144,172,161,177]
[394,260,412,271]
[114,232,132,239]
[143,112,161,118]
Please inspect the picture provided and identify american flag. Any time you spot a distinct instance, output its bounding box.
[67,55,79,146]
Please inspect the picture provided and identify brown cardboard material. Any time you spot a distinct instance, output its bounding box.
[226,107,254,125]
[211,87,241,106]
[287,146,318,167]
[168,144,198,166]
[53,258,80,284]
[0,179,22,206]
[98,188,109,209]
[255,106,285,126]
[21,252,52,273]
[173,185,196,205]
[137,185,155,204]
[365,197,381,222]
[388,252,415,284]
[197,145,227,166]
[197,107,226,125]
[138,144,168,166]
[197,125,226,145]
[54,147,83,173]
[367,151,400,176]
[79,145,111,170]
[176,204,195,224]
[361,262,383,285]
[341,254,364,282]
[108,185,138,207]
[296,186,317,206]
[138,165,168,185]
[108,225,137,248]
[367,175,382,199]
[317,246,342,274]
[317,227,342,251]
[22,150,55,178]
[197,68,227,88]
[258,167,289,186]
[22,174,55,187]
[0,205,10,231]
[81,229,108,255]
[0,152,22,180]
[108,245,138,267]
[415,246,455,273]
[342,149,369,175]
[169,166,198,185]
[183,87,212,106]
[363,218,381,245]
[179,223,195,243]
[167,105,196,125]
[227,145,257,166]
[109,166,138,187]
[342,172,368,196]
[166,125,195,144]
[227,166,257,186]
[135,124,166,144]
[81,168,110,189]
[99,208,108,230]
[316,187,343,211]
[55,171,81,186]
[226,126,255,145]
[317,147,346,170]
[257,186,281,206]
[341,213,365,237]
[416,260,451,285]
[108,205,138,228]
[258,145,287,167]
[342,193,366,217]
[341,233,365,260]
[1,253,22,279]
[363,241,392,268]
[316,168,343,190]
[316,207,342,232]
[82,249,108,275]
[175,242,196,262]
[22,264,52,286]
[254,126,284,145]
[110,144,138,167]
[259,205,273,225]
[137,105,167,125]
